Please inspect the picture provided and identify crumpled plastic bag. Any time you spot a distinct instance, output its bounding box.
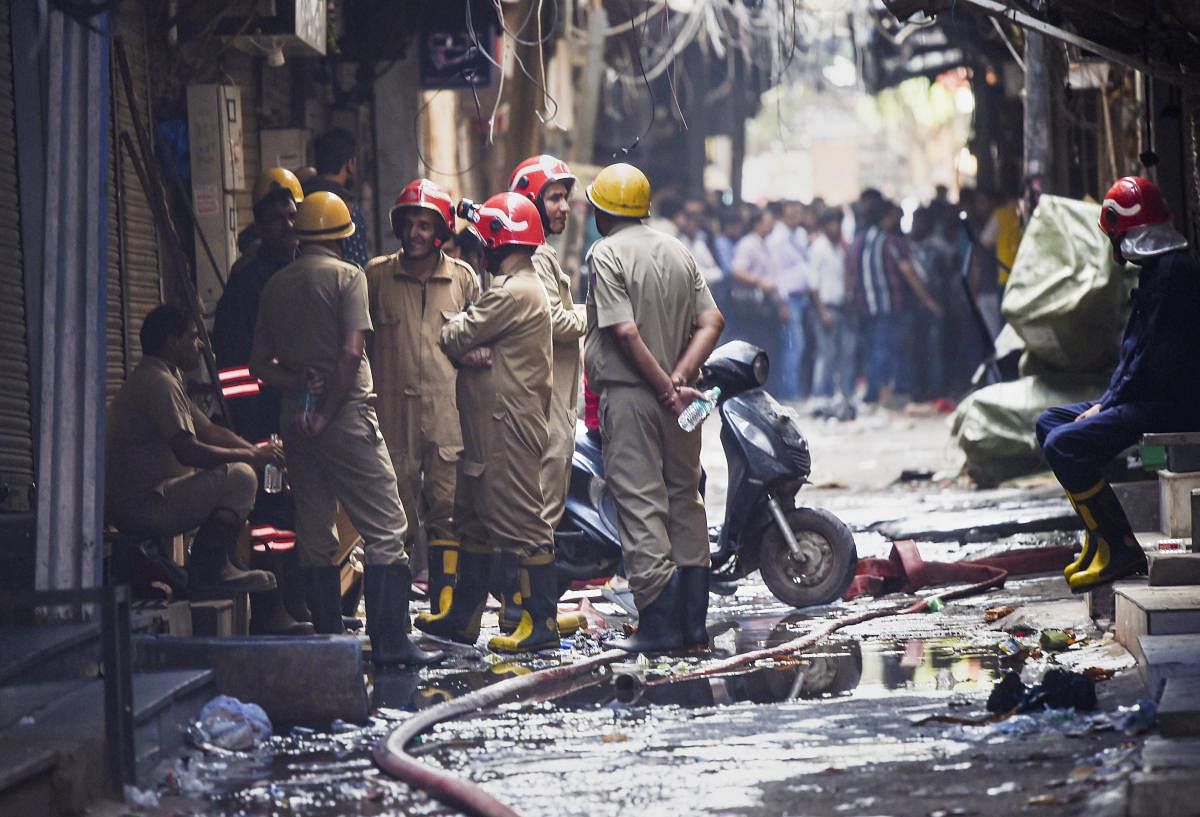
[1001,195,1131,373]
[189,694,272,751]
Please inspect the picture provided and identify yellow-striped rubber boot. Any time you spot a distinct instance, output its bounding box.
[423,539,459,618]
[1066,480,1147,592]
[414,547,489,645]
[1064,481,1107,579]
[487,561,560,654]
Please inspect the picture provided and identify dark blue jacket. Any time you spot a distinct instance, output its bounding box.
[212,248,286,444]
[1101,249,1200,408]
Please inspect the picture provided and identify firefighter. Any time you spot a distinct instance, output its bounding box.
[250,191,442,666]
[582,163,725,653]
[417,192,557,654]
[1036,176,1200,592]
[365,180,478,619]
[212,167,312,635]
[497,154,587,633]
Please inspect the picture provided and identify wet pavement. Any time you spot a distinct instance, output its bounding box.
[145,410,1150,817]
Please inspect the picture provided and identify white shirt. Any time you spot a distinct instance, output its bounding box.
[808,233,846,306]
[732,232,772,283]
[766,221,811,296]
[682,231,723,284]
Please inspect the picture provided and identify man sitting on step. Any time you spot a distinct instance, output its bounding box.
[106,304,282,597]
[1036,176,1200,593]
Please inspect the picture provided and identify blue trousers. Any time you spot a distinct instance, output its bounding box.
[1036,400,1195,493]
[864,313,904,403]
[779,293,809,400]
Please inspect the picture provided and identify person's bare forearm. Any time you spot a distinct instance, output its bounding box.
[611,324,674,398]
[671,309,725,385]
[200,421,254,450]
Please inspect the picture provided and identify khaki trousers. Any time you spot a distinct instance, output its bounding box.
[285,401,409,568]
[599,384,710,609]
[111,462,257,536]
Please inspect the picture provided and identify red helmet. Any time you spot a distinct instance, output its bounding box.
[508,154,577,203]
[390,179,455,238]
[1099,176,1171,238]
[468,192,545,250]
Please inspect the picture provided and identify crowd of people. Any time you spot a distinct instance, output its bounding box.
[104,136,723,664]
[643,184,1023,412]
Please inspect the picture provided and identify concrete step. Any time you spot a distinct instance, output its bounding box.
[132,633,369,727]
[0,623,100,686]
[1138,634,1200,699]
[1115,585,1200,665]
[1149,553,1200,586]
[1130,735,1200,817]
[1158,676,1200,737]
[0,669,213,816]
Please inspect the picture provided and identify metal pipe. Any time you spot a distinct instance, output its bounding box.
[766,494,803,559]
[953,0,1200,94]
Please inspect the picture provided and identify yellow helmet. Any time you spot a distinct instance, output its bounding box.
[294,191,356,241]
[253,167,304,207]
[585,163,651,218]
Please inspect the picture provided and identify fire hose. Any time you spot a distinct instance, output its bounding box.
[374,542,1075,816]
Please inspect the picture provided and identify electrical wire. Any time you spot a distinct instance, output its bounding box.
[662,0,689,130]
[616,0,659,156]
[412,83,494,177]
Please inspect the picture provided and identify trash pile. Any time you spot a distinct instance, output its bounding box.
[951,195,1130,487]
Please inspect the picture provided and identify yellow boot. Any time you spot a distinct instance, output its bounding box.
[415,547,489,645]
[1065,480,1147,592]
[487,561,560,654]
[422,538,459,618]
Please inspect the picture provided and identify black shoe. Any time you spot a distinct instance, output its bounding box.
[364,564,444,667]
[615,571,685,654]
[679,566,710,650]
[487,561,560,654]
[304,565,346,634]
[415,548,490,645]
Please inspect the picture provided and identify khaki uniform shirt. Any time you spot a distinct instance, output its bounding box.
[533,244,586,425]
[584,221,718,388]
[253,244,374,415]
[441,257,554,550]
[365,250,479,455]
[105,356,206,515]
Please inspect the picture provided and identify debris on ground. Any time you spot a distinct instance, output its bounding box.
[984,605,1015,622]
[189,695,272,751]
[986,668,1097,714]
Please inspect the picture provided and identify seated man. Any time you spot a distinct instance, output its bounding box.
[1036,177,1200,592]
[106,304,282,595]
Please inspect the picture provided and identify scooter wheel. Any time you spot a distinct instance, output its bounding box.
[758,507,857,609]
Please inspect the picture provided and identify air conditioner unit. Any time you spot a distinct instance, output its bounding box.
[216,0,327,58]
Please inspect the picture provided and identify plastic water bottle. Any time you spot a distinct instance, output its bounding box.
[301,389,317,425]
[263,434,284,494]
[264,434,284,491]
[677,387,721,432]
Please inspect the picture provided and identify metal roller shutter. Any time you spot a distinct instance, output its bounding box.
[107,0,161,404]
[0,1,33,512]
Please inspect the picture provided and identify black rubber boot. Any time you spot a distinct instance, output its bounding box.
[615,571,685,654]
[278,548,312,623]
[249,587,315,635]
[1067,481,1148,593]
[415,548,490,645]
[304,565,346,634]
[426,539,460,618]
[679,566,711,650]
[497,552,523,635]
[188,516,276,597]
[487,561,560,654]
[364,564,444,667]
